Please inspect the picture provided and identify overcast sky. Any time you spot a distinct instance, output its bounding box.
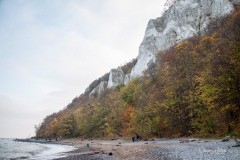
[0,0,166,138]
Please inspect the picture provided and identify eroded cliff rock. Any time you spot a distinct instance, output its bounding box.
[87,0,240,96]
[107,68,125,88]
[89,81,108,96]
[124,74,131,85]
[130,0,239,79]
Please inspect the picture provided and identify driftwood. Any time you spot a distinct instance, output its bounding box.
[111,138,117,141]
[179,138,201,143]
[233,136,240,147]
[143,138,154,141]
[221,135,230,142]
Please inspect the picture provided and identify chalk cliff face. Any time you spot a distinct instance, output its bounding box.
[88,0,240,95]
[90,81,108,96]
[107,68,125,88]
[130,0,239,79]
[106,70,130,88]
[124,74,131,85]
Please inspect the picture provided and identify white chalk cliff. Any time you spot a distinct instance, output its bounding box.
[89,81,108,96]
[89,0,240,94]
[107,68,125,88]
[106,70,131,89]
[130,0,239,79]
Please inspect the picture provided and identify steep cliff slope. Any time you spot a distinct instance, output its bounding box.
[90,0,240,94]
[38,1,240,139]
[130,0,239,79]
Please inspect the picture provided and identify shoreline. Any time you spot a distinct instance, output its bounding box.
[16,137,240,160]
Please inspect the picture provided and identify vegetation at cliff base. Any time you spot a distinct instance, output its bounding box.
[36,6,240,139]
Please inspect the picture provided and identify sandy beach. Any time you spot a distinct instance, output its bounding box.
[51,137,240,160]
[53,138,157,160]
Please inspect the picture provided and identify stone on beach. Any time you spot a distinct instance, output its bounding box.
[233,136,240,147]
[221,135,230,142]
[179,138,201,143]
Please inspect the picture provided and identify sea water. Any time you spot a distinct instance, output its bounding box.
[0,138,75,160]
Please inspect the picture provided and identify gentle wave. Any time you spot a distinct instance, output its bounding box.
[0,138,75,160]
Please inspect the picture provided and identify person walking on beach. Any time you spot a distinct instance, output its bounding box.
[137,135,140,142]
[132,136,135,142]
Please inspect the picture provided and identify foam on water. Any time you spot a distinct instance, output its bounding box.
[0,138,75,160]
[30,143,74,160]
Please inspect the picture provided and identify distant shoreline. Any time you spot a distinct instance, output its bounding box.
[14,138,68,145]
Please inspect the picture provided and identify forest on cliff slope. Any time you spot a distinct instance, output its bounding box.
[35,5,240,139]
